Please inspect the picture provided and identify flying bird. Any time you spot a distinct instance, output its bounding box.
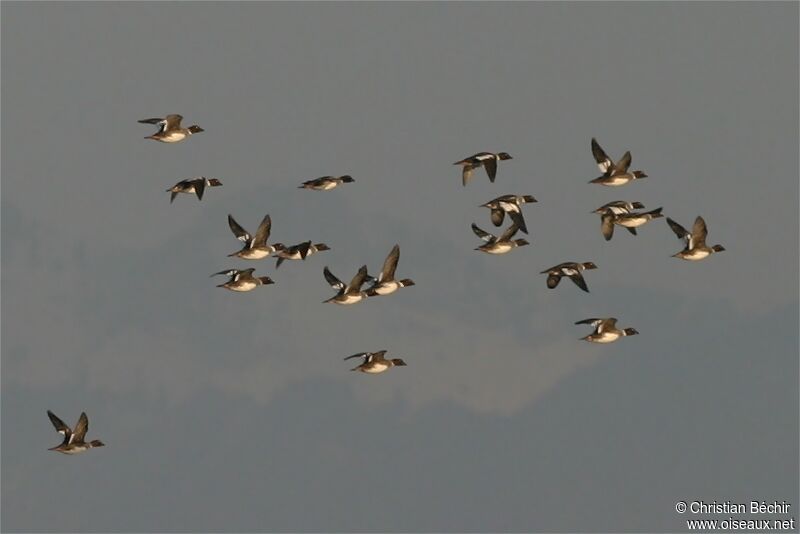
[479,194,537,234]
[666,216,726,261]
[540,262,598,292]
[589,138,647,186]
[274,241,330,268]
[323,265,371,305]
[454,152,513,186]
[211,268,274,292]
[227,214,284,260]
[138,114,204,143]
[47,410,105,455]
[365,244,415,297]
[472,222,529,254]
[575,318,639,343]
[600,207,664,240]
[344,350,407,373]
[592,200,646,216]
[298,175,355,191]
[166,177,222,203]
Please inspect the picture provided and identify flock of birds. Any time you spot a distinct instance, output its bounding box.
[45,113,726,454]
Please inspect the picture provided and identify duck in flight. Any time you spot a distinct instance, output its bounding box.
[540,262,597,292]
[589,138,647,186]
[274,241,330,268]
[166,177,222,203]
[365,244,415,297]
[575,318,639,343]
[344,350,407,373]
[454,152,513,186]
[323,265,371,305]
[472,222,529,255]
[227,214,284,260]
[47,410,105,455]
[592,200,646,216]
[212,268,274,292]
[298,175,355,190]
[138,114,204,143]
[479,194,537,234]
[599,207,664,241]
[666,216,726,261]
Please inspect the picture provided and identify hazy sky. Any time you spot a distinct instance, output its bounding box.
[2,2,798,532]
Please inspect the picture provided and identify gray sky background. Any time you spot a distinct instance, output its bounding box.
[2,2,798,532]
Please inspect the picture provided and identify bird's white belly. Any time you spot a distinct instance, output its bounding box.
[335,294,364,305]
[159,131,188,143]
[684,249,710,260]
[618,217,646,227]
[364,363,390,373]
[499,201,519,212]
[486,243,513,254]
[229,281,257,292]
[372,282,399,295]
[603,176,630,186]
[592,332,621,343]
[240,249,270,259]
